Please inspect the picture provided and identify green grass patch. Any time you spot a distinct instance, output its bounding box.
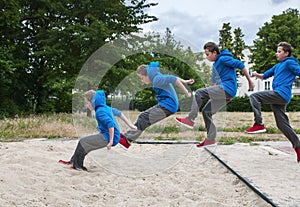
[154,136,163,140]
[218,136,256,145]
[154,136,180,141]
[198,125,206,131]
[162,126,180,133]
[220,125,253,132]
[0,131,15,138]
[146,125,180,133]
[266,127,280,134]
[249,142,260,146]
[219,139,236,145]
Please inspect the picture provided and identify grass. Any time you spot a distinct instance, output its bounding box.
[218,136,266,145]
[0,113,77,141]
[0,111,299,144]
[145,125,181,133]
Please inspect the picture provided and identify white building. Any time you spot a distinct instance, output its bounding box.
[237,76,274,97]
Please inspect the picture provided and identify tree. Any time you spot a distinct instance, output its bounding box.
[219,23,233,51]
[0,0,158,117]
[232,27,246,61]
[219,23,246,60]
[96,28,204,111]
[0,0,25,117]
[218,23,247,76]
[250,8,300,73]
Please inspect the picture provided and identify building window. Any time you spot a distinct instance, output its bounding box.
[265,81,270,90]
[296,79,300,88]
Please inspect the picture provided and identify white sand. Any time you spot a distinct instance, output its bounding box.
[214,143,300,207]
[0,139,297,207]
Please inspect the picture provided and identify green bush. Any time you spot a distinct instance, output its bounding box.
[226,95,252,112]
[131,99,158,111]
[287,96,300,111]
[109,94,300,112]
[226,95,299,112]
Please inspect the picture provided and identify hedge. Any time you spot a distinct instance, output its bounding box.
[109,95,300,112]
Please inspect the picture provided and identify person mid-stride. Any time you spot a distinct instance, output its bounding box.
[59,90,137,170]
[245,42,300,163]
[118,61,194,149]
[175,42,254,147]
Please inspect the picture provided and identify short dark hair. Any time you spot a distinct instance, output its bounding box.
[204,42,220,54]
[278,42,292,57]
[137,64,147,76]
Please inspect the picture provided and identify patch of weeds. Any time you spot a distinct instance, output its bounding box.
[218,136,256,145]
[294,129,300,134]
[154,136,163,140]
[250,142,260,146]
[220,126,252,132]
[268,151,277,156]
[146,125,163,133]
[221,128,235,132]
[195,136,203,142]
[222,139,236,145]
[240,125,252,131]
[154,136,180,141]
[218,137,236,145]
[146,125,180,134]
[3,121,15,130]
[162,125,180,133]
[235,136,254,143]
[47,135,61,139]
[169,137,180,141]
[0,131,15,138]
[26,134,42,138]
[198,125,206,131]
[59,116,73,124]
[266,127,280,134]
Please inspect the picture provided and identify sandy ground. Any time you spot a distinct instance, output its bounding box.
[1,138,299,207]
[214,142,300,207]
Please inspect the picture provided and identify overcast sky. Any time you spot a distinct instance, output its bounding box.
[141,0,300,51]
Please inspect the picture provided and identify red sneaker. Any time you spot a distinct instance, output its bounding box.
[295,148,300,163]
[196,139,216,147]
[245,123,266,134]
[175,117,194,129]
[58,159,71,165]
[119,133,131,150]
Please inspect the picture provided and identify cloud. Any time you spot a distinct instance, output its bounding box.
[148,9,220,50]
[147,9,270,49]
[142,0,300,51]
[270,0,289,5]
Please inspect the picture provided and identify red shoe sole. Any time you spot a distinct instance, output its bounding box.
[196,141,216,147]
[58,159,71,165]
[174,118,194,129]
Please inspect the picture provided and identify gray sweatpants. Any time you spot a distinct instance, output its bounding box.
[188,85,232,140]
[250,90,300,149]
[79,134,108,153]
[70,134,108,169]
[124,104,173,142]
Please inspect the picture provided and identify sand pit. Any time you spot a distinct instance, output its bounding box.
[0,139,281,206]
